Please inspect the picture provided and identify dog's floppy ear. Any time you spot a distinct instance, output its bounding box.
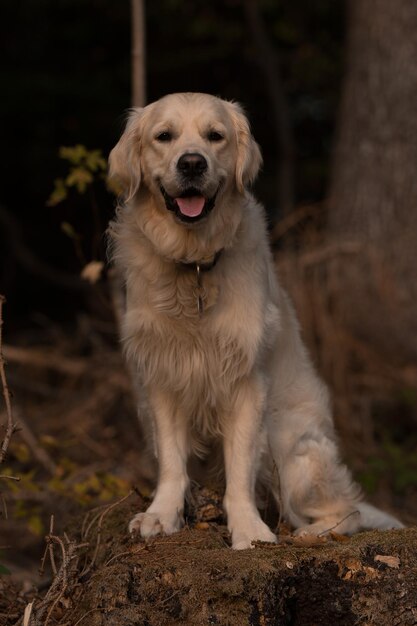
[108,108,144,201]
[227,101,262,193]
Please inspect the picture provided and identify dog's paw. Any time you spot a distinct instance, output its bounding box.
[129,509,183,538]
[229,516,277,550]
[293,524,326,538]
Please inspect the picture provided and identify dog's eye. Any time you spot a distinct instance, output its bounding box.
[207,131,224,142]
[156,131,172,142]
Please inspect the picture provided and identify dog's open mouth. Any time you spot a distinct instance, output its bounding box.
[160,186,217,223]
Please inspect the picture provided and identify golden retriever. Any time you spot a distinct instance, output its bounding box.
[108,93,402,549]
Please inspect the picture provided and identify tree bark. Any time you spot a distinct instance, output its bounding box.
[131,0,146,108]
[328,0,417,360]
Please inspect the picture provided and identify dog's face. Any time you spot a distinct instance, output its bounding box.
[109,93,262,226]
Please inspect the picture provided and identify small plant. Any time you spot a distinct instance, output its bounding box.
[47,144,120,284]
[47,145,108,206]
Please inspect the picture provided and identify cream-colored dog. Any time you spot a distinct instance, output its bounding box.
[109,93,402,549]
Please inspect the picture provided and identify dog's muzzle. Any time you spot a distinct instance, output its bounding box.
[160,185,218,224]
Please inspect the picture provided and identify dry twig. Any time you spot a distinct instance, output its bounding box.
[31,531,89,626]
[0,296,18,464]
[317,510,361,537]
[21,492,136,625]
[81,490,134,576]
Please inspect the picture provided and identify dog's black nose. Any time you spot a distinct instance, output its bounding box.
[177,153,208,177]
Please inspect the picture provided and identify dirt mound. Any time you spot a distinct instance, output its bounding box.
[15,496,417,626]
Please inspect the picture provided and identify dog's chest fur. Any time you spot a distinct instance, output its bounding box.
[124,266,255,415]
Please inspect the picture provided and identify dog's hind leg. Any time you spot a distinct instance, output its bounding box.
[266,293,403,535]
[271,420,363,536]
[267,383,403,535]
[129,388,190,538]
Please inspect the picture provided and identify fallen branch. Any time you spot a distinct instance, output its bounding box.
[2,344,88,377]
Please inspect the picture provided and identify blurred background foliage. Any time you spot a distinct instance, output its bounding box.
[1,0,344,326]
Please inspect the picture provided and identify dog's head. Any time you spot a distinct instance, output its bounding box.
[109,93,262,226]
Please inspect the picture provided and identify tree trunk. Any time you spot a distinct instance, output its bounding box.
[131,0,146,108]
[243,0,295,219]
[328,0,417,360]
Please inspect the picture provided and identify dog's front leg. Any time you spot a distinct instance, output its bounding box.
[223,377,277,549]
[129,389,189,538]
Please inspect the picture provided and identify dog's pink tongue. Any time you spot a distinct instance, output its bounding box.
[175,196,205,217]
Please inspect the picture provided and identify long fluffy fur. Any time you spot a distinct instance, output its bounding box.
[108,93,403,549]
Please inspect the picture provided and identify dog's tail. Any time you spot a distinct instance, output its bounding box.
[357,502,404,530]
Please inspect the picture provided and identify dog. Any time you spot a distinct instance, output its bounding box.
[108,92,403,549]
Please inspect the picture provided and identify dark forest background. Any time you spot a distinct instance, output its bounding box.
[1,0,344,326]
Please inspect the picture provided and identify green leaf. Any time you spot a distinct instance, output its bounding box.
[61,221,80,240]
[28,515,44,536]
[59,144,88,165]
[0,562,11,575]
[85,149,107,172]
[12,442,30,463]
[65,167,93,193]
[59,145,107,172]
[46,178,68,207]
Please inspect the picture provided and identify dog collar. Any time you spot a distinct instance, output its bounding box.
[177,249,223,273]
[177,249,223,316]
